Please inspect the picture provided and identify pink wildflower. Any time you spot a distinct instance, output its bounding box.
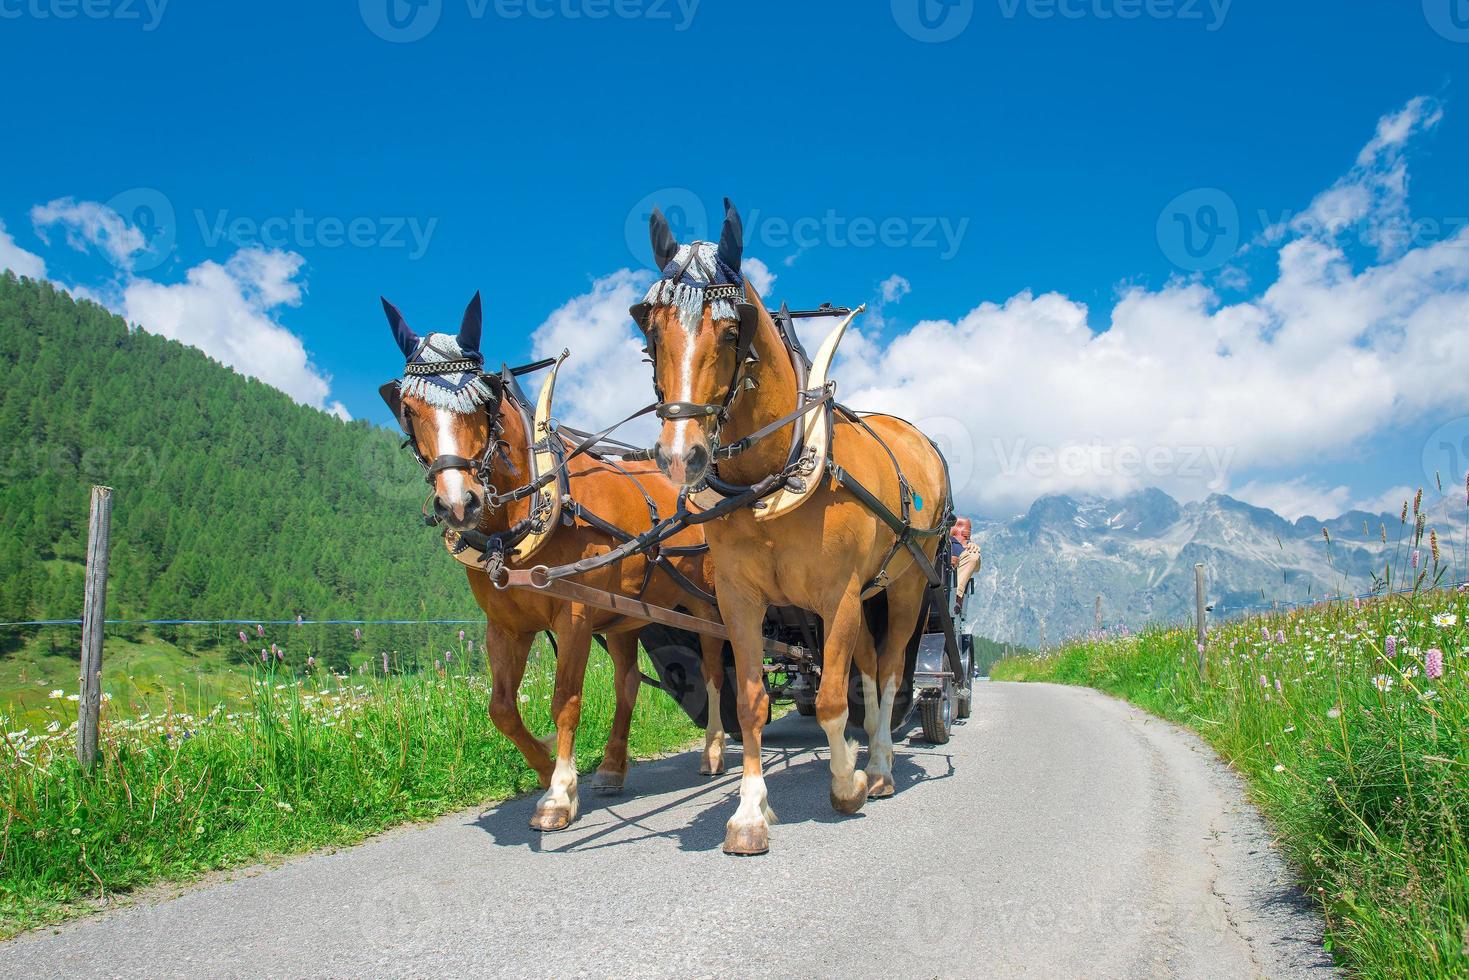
[256,623,265,638]
[1411,549,1420,569]
[1259,675,1268,687]
[238,631,248,644]
[1385,635,1397,657]
[1426,648,1444,680]
[1276,630,1286,644]
[353,627,362,642]
[260,649,268,664]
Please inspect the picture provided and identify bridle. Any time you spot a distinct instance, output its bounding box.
[379,361,510,502]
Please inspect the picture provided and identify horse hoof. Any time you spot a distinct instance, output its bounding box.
[593,771,625,795]
[867,772,896,799]
[830,771,869,814]
[723,823,769,856]
[700,757,726,776]
[529,804,574,832]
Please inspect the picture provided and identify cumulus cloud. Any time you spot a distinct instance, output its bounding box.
[742,256,777,297]
[530,268,658,441]
[880,274,912,304]
[31,197,149,270]
[123,248,348,418]
[19,196,347,419]
[838,98,1469,516]
[1269,95,1443,259]
[0,221,46,279]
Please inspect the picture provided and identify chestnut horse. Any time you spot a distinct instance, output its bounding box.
[632,202,951,855]
[380,294,726,831]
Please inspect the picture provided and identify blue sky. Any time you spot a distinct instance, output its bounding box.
[3,1,1469,520]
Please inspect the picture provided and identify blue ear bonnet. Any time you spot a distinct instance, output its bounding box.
[400,333,496,414]
[643,242,747,333]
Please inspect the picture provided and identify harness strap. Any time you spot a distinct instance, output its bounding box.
[488,403,659,508]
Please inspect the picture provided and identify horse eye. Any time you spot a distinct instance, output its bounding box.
[721,325,740,344]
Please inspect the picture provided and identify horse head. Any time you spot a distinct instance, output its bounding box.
[630,197,760,486]
[379,292,504,530]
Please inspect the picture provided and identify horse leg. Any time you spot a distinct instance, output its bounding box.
[530,612,593,832]
[720,585,775,855]
[485,629,553,789]
[594,631,641,794]
[697,628,727,776]
[818,580,874,814]
[867,579,927,798]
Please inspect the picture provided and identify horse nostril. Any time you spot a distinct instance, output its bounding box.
[684,444,709,479]
[433,496,452,521]
[654,444,672,475]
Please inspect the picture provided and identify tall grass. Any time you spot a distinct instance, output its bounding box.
[994,583,1469,978]
[0,643,698,937]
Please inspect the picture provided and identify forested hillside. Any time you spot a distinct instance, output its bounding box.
[0,273,477,637]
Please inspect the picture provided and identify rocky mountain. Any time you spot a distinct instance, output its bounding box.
[968,487,1464,647]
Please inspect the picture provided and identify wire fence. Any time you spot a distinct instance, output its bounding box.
[1208,577,1469,619]
[0,618,483,628]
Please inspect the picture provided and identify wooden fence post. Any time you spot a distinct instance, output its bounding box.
[1194,562,1207,679]
[78,486,113,770]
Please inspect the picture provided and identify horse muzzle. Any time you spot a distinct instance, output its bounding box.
[655,440,710,487]
[433,488,484,530]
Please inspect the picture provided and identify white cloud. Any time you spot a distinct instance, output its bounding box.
[1234,479,1416,522]
[18,196,347,419]
[742,256,777,297]
[1288,96,1443,259]
[0,221,46,279]
[1233,478,1352,522]
[530,268,657,442]
[31,198,148,270]
[880,274,912,304]
[122,248,347,417]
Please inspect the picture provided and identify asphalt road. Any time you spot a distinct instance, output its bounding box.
[3,683,1336,979]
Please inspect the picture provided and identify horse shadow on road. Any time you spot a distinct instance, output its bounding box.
[471,713,956,854]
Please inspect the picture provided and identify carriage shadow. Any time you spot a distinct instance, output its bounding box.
[471,713,956,854]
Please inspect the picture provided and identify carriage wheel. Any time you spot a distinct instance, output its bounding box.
[956,641,974,720]
[795,699,817,717]
[919,689,953,744]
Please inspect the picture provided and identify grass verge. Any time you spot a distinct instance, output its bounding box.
[0,643,698,938]
[993,587,1469,978]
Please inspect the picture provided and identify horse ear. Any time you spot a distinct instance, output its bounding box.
[649,206,680,270]
[717,197,744,273]
[382,297,419,359]
[458,292,482,354]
